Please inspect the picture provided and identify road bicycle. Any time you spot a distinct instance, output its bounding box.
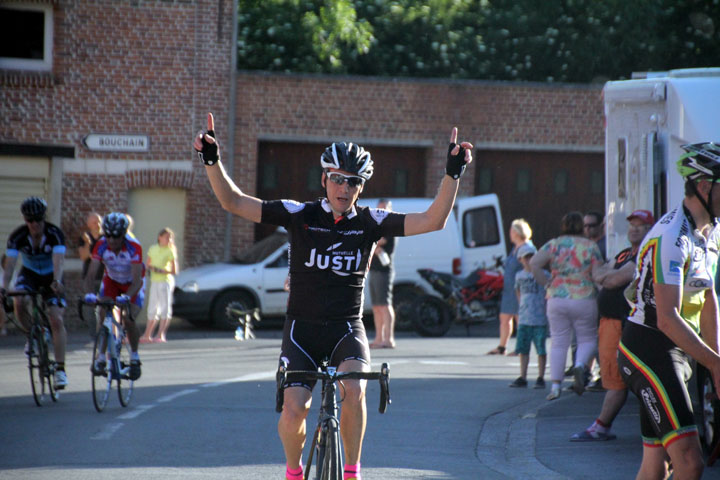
[4,289,58,406]
[79,298,134,412]
[276,359,390,480]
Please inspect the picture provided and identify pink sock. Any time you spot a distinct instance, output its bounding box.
[286,464,303,480]
[344,463,361,480]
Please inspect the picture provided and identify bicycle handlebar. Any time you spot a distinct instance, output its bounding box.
[77,298,134,326]
[276,361,391,414]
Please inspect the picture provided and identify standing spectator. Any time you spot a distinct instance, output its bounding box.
[530,211,603,400]
[570,209,654,441]
[508,244,548,389]
[0,254,8,336]
[77,212,104,286]
[488,219,533,355]
[369,199,397,349]
[584,210,606,389]
[140,228,178,343]
[584,211,606,261]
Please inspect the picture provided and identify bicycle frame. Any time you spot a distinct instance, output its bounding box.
[276,360,390,480]
[5,290,58,406]
[80,299,134,412]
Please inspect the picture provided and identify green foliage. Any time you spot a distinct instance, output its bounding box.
[237,0,720,82]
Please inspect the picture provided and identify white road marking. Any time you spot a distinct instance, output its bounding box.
[117,403,155,420]
[419,360,468,365]
[91,422,124,440]
[156,388,198,403]
[201,371,275,388]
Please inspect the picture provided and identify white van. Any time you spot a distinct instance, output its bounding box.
[359,195,506,326]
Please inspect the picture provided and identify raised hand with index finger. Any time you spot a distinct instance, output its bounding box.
[446,127,474,179]
[194,112,220,166]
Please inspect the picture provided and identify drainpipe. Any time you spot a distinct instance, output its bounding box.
[223,0,239,261]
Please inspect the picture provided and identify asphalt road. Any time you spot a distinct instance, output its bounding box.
[0,319,717,479]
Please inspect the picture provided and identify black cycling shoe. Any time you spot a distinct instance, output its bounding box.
[129,360,142,380]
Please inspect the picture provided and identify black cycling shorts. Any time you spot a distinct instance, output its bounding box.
[279,317,370,391]
[618,322,698,448]
[14,268,66,308]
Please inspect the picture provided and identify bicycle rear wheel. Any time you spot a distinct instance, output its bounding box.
[28,326,48,406]
[91,328,112,412]
[117,332,134,407]
[318,418,343,480]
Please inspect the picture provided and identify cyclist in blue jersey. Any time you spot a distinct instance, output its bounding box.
[619,142,720,480]
[0,197,69,389]
[194,113,473,480]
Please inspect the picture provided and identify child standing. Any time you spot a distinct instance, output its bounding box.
[509,244,548,389]
[140,228,178,343]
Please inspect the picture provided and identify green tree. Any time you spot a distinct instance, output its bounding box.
[236,0,720,83]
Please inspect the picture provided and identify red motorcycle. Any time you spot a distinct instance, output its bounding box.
[412,262,504,337]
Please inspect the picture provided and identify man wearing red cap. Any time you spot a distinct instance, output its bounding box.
[570,209,654,441]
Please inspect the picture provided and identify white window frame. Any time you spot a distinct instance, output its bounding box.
[0,2,53,71]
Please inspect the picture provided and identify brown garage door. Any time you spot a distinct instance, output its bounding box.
[256,141,427,240]
[475,150,604,249]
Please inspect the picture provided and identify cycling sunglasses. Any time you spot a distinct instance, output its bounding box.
[326,172,365,188]
[24,215,44,224]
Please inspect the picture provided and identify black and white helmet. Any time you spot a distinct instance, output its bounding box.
[21,196,47,218]
[102,212,129,238]
[320,142,374,181]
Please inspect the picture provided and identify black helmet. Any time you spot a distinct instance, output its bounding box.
[102,212,129,238]
[676,142,720,180]
[320,142,374,181]
[21,197,47,218]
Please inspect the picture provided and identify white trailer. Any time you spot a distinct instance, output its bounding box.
[603,67,720,258]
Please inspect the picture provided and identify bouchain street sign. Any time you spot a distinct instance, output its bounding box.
[83,134,150,152]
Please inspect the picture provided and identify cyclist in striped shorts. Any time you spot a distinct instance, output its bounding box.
[619,142,720,479]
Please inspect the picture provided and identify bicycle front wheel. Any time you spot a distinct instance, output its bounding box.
[117,333,134,407]
[318,418,343,480]
[28,326,48,406]
[91,328,111,412]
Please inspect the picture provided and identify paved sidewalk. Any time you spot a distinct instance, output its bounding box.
[535,388,644,479]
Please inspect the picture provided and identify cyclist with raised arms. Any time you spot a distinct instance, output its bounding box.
[0,197,68,389]
[619,142,720,480]
[83,213,144,381]
[194,113,472,480]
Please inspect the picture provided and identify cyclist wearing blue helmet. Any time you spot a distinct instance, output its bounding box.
[194,112,473,480]
[619,142,720,479]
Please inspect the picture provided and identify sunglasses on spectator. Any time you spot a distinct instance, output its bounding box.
[326,172,365,188]
[24,216,44,224]
[583,223,599,228]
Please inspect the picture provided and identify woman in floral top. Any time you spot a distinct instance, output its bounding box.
[530,211,603,400]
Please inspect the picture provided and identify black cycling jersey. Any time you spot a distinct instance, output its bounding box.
[6,222,66,276]
[262,198,405,323]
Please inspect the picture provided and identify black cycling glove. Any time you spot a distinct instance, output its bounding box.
[197,130,220,166]
[446,142,467,179]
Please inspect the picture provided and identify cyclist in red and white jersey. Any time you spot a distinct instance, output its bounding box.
[194,113,473,480]
[83,213,144,381]
[619,142,720,479]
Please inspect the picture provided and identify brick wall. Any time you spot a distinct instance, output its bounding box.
[226,73,604,256]
[1,1,605,271]
[1,0,234,268]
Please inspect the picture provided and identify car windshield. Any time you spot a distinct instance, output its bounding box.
[232,231,288,264]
